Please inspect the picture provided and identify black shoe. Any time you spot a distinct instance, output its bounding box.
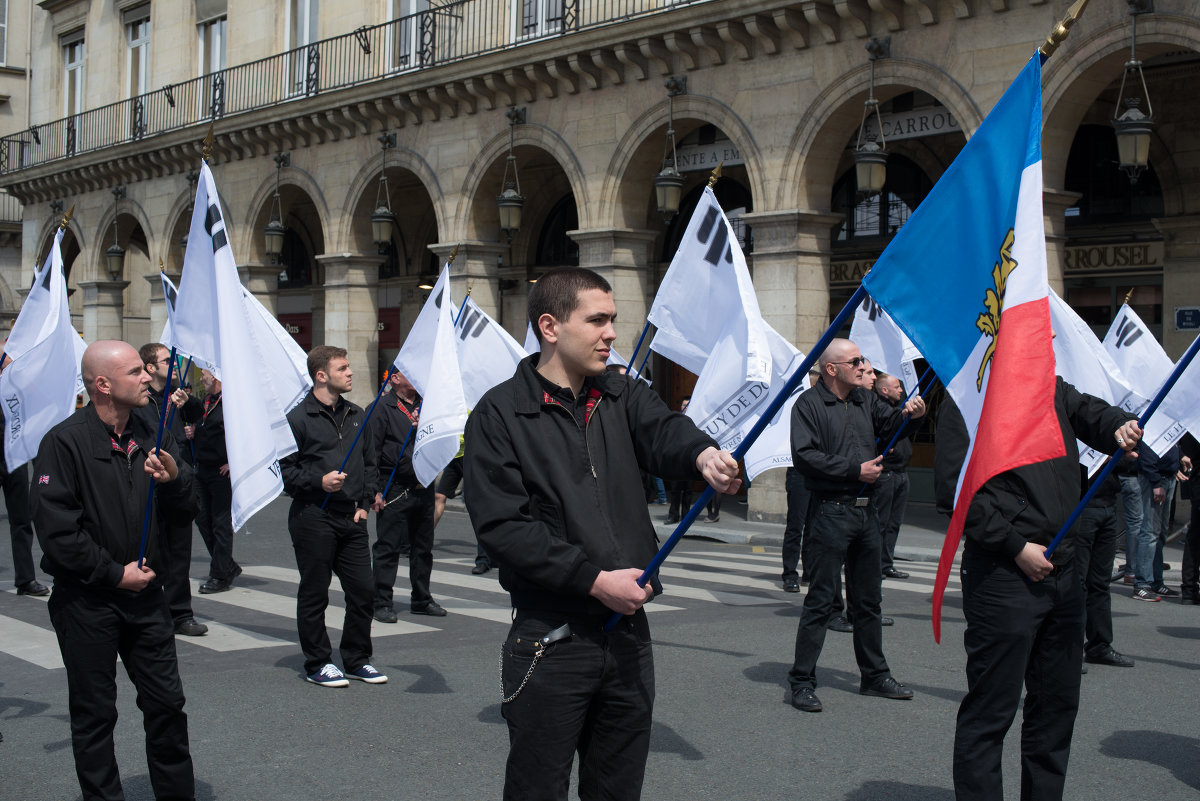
[1153,584,1177,597]
[16,580,49,596]
[881,616,894,627]
[174,618,208,637]
[882,567,910,580]
[789,687,822,713]
[411,600,447,617]
[783,578,801,593]
[373,607,398,623]
[860,676,913,700]
[198,577,231,594]
[471,563,492,575]
[1084,647,1135,667]
[800,575,810,586]
[1181,592,1200,605]
[1110,564,1129,583]
[828,615,853,633]
[1081,664,1088,675]
[664,516,680,525]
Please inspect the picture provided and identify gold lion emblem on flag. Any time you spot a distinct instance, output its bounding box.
[975,229,1017,391]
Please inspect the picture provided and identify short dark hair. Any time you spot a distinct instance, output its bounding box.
[307,345,348,380]
[527,268,612,344]
[138,343,166,366]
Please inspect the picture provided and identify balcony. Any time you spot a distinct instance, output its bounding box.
[1,0,709,176]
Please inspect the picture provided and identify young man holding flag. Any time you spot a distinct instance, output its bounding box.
[464,268,740,801]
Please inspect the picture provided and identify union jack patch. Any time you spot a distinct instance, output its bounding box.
[38,475,49,484]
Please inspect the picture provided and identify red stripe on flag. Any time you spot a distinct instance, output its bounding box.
[931,297,1065,642]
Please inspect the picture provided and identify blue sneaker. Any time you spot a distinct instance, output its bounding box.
[347,664,387,684]
[306,664,349,687]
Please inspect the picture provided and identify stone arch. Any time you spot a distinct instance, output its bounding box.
[160,187,199,274]
[237,160,331,262]
[600,93,763,229]
[782,57,983,212]
[335,146,447,252]
[90,196,156,284]
[1042,13,1200,216]
[455,121,589,240]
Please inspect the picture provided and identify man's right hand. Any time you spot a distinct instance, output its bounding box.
[117,561,155,591]
[589,568,654,615]
[859,456,884,484]
[322,471,347,493]
[1015,542,1054,582]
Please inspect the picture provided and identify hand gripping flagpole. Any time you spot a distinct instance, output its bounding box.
[1043,330,1200,559]
[166,355,194,428]
[137,346,178,568]
[604,284,870,630]
[857,366,938,495]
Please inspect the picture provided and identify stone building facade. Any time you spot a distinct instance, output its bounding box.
[1,0,1197,519]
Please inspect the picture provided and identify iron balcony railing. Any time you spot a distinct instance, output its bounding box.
[1,0,708,176]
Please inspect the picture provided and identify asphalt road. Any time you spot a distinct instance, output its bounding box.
[1,496,1197,801]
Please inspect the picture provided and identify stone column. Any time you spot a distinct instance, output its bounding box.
[318,254,380,408]
[1155,214,1200,358]
[1044,189,1082,295]
[568,229,659,359]
[239,262,282,315]
[432,240,508,332]
[78,280,130,342]
[739,209,841,524]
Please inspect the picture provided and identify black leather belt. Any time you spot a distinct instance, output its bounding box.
[815,494,871,507]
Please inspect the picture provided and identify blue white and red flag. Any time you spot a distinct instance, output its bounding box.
[862,55,1061,641]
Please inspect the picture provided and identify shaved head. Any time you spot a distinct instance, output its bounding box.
[817,338,856,372]
[82,340,140,396]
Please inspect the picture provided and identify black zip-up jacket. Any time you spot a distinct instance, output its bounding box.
[280,391,378,511]
[181,392,228,469]
[791,379,909,495]
[30,403,194,591]
[464,354,716,615]
[1080,466,1120,509]
[934,378,1132,565]
[877,394,915,472]
[372,389,421,492]
[135,385,201,467]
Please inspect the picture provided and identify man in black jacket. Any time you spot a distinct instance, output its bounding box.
[935,381,1139,801]
[787,339,925,713]
[370,369,443,620]
[136,343,207,637]
[1073,467,1135,667]
[875,372,915,580]
[280,345,386,687]
[32,340,196,801]
[182,368,241,594]
[464,268,740,801]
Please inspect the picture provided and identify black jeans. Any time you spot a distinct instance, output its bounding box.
[953,549,1083,801]
[666,480,692,520]
[155,510,196,626]
[48,583,194,801]
[500,609,654,801]
[288,502,374,675]
[788,499,889,690]
[874,470,910,571]
[373,486,436,609]
[3,463,36,587]
[781,470,811,581]
[1072,504,1117,655]
[194,466,239,582]
[1182,495,1200,595]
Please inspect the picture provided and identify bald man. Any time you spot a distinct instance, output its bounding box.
[32,340,196,801]
[786,338,925,713]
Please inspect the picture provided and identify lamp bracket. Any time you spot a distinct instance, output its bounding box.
[1128,0,1153,15]
[665,76,687,97]
[378,132,396,150]
[866,36,890,61]
[49,199,64,215]
[506,107,526,126]
[273,152,291,170]
[111,185,126,200]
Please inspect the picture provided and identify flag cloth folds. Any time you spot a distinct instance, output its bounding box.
[1101,303,1188,454]
[171,162,296,530]
[850,293,921,392]
[0,230,87,471]
[862,55,1061,641]
[454,295,526,409]
[392,266,468,486]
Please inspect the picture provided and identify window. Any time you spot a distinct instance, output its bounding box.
[288,0,319,95]
[199,16,227,76]
[0,0,9,67]
[831,155,932,244]
[126,8,150,99]
[63,32,85,118]
[516,0,563,40]
[387,0,427,71]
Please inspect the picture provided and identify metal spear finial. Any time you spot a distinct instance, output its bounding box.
[1040,0,1091,59]
[707,162,724,189]
[59,204,75,230]
[202,122,215,163]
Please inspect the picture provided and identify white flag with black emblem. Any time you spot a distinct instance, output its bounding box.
[453,295,526,409]
[1102,302,1188,454]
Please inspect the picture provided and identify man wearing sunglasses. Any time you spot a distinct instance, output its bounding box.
[786,338,926,713]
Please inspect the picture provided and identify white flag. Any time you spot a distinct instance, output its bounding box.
[454,296,526,409]
[850,293,921,382]
[0,230,87,471]
[523,322,539,355]
[1049,290,1152,474]
[172,162,294,530]
[647,186,770,383]
[242,287,312,420]
[740,325,810,481]
[393,266,468,486]
[1102,303,1188,453]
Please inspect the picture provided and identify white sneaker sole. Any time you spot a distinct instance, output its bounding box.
[347,673,388,684]
[306,676,349,687]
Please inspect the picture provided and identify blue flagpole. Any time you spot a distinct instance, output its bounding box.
[454,293,469,324]
[137,346,177,569]
[320,366,396,510]
[165,355,193,428]
[604,284,869,630]
[380,419,418,502]
[630,349,652,382]
[624,322,651,377]
[857,371,938,496]
[1044,330,1200,559]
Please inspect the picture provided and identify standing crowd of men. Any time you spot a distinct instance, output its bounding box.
[5,267,1194,801]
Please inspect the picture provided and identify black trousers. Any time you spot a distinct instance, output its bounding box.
[194,466,239,582]
[788,500,889,690]
[500,609,654,801]
[1072,504,1118,655]
[781,470,811,581]
[1182,495,1200,595]
[288,502,374,675]
[3,463,36,587]
[953,549,1083,801]
[48,583,194,801]
[373,486,436,609]
[874,470,910,571]
[155,511,196,626]
[666,480,691,520]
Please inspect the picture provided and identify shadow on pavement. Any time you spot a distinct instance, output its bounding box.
[101,775,216,800]
[843,780,954,801]
[648,720,703,761]
[1099,730,1200,790]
